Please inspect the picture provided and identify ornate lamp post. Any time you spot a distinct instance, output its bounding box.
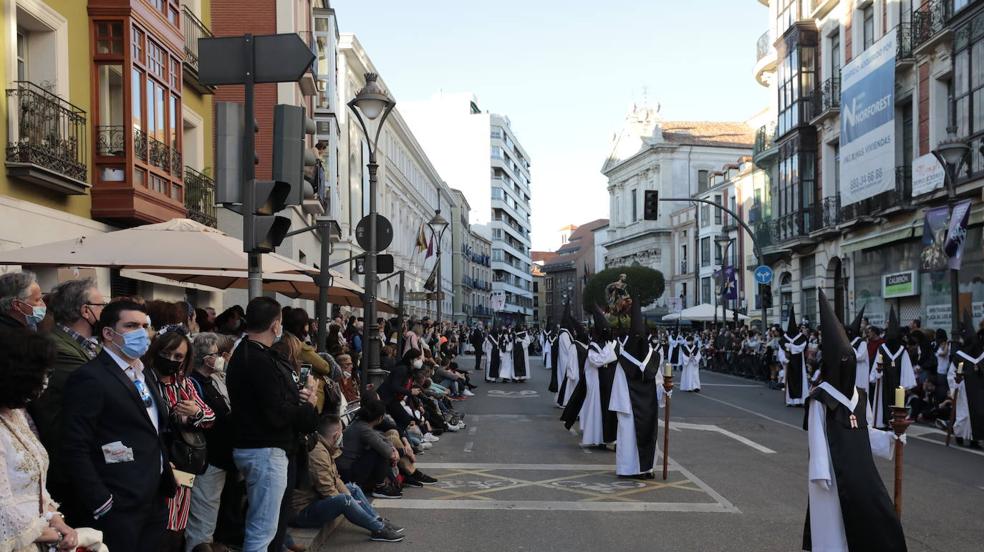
[931,128,970,339]
[428,208,450,324]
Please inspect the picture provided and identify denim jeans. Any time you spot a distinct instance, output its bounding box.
[184,464,227,552]
[233,447,288,552]
[290,484,384,533]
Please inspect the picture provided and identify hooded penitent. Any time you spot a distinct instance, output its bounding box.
[960,310,982,357]
[818,289,856,397]
[884,307,901,352]
[846,305,865,341]
[785,303,799,340]
[592,304,612,343]
[955,310,984,442]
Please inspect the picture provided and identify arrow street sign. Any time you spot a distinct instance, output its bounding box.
[198,34,315,86]
[754,265,773,285]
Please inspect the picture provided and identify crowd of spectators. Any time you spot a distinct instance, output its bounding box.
[0,271,482,552]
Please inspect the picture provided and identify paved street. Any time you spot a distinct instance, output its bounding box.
[308,358,984,552]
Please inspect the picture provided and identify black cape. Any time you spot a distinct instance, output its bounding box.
[956,350,984,441]
[513,336,529,379]
[786,334,808,399]
[869,344,903,429]
[618,349,661,473]
[487,336,501,379]
[802,387,906,551]
[560,341,589,427]
[548,334,560,393]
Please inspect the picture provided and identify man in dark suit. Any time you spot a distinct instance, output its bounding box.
[470,322,486,372]
[61,300,177,551]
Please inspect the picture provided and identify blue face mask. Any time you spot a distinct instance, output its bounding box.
[114,328,150,359]
[27,305,46,326]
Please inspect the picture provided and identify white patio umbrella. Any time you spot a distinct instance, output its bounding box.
[0,218,315,274]
[661,303,750,322]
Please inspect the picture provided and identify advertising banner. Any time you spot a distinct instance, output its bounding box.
[882,271,919,299]
[911,153,946,197]
[945,200,972,270]
[921,206,951,272]
[840,30,897,206]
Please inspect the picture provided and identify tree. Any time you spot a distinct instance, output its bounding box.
[583,266,665,313]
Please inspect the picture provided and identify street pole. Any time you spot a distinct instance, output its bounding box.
[363,154,379,396]
[436,235,442,325]
[317,217,332,353]
[242,34,262,300]
[947,170,960,340]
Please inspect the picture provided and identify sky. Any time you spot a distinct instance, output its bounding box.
[331,0,770,252]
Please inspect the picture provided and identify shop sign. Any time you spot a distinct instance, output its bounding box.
[882,271,918,298]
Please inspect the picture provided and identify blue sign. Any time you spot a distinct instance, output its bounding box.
[754,265,773,285]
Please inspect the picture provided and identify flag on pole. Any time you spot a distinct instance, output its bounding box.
[425,234,434,259]
[424,263,438,291]
[415,224,428,252]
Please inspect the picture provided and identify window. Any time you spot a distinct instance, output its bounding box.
[701,237,710,267]
[829,31,840,77]
[132,28,144,63]
[697,170,709,192]
[16,29,27,81]
[700,204,710,227]
[94,21,124,56]
[862,5,874,51]
[701,277,712,304]
[953,15,984,177]
[714,194,722,224]
[631,189,638,221]
[714,242,722,264]
[800,254,816,279]
[778,38,816,136]
[681,244,688,271]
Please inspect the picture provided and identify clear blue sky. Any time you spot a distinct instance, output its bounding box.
[332,0,769,251]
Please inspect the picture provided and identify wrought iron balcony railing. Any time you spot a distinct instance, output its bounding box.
[897,22,915,60]
[96,125,125,157]
[812,74,841,119]
[912,0,952,51]
[182,6,212,74]
[811,196,841,231]
[5,81,87,183]
[756,30,773,62]
[753,124,777,159]
[184,167,216,227]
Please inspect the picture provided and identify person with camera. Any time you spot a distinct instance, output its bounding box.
[145,327,216,552]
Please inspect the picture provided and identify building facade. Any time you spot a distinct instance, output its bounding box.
[401,93,534,323]
[751,0,982,331]
[603,103,755,312]
[450,188,492,324]
[542,219,609,323]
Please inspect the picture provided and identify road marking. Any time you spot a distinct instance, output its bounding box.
[463,441,474,453]
[468,426,478,435]
[664,421,776,454]
[416,462,620,471]
[375,499,737,513]
[701,383,761,388]
[693,391,802,431]
[487,390,540,398]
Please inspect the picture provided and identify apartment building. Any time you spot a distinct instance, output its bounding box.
[450,188,493,324]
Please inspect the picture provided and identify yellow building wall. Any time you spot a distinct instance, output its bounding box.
[182,0,214,175]
[0,0,93,219]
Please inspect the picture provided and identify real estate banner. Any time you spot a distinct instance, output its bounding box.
[840,29,897,206]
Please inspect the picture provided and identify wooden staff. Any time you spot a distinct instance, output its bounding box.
[890,405,912,518]
[662,363,674,480]
[945,386,960,447]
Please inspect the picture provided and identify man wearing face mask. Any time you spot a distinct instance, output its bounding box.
[60,300,177,551]
[0,270,47,330]
[29,278,106,515]
[226,297,319,552]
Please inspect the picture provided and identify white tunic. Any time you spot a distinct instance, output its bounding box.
[948,352,982,441]
[499,339,515,380]
[782,337,810,406]
[515,334,532,381]
[869,344,917,428]
[679,344,701,391]
[556,330,574,405]
[580,341,617,446]
[851,338,870,391]
[806,383,895,552]
[609,347,657,476]
[542,334,554,368]
[482,336,495,380]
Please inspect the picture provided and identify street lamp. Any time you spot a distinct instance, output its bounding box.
[715,234,733,329]
[427,208,450,325]
[932,127,970,340]
[347,72,395,395]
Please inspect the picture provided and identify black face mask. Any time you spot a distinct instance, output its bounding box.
[156,356,183,376]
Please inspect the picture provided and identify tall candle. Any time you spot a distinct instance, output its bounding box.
[958,362,965,375]
[876,353,884,365]
[894,386,905,408]
[664,362,673,378]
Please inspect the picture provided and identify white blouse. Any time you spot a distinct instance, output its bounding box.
[0,407,57,552]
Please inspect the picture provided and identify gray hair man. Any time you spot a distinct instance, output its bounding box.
[0,270,45,330]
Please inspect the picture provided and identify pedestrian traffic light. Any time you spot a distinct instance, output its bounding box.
[245,180,292,253]
[272,104,317,207]
[643,190,659,220]
[760,284,773,308]
[215,102,259,206]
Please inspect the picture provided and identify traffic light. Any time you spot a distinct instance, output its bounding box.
[643,190,659,220]
[245,180,292,253]
[760,284,773,308]
[272,104,318,209]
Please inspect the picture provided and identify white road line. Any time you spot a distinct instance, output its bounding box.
[666,421,776,454]
[700,383,762,388]
[468,426,478,435]
[374,499,737,513]
[908,434,984,458]
[693,391,803,431]
[415,462,649,471]
[463,442,474,453]
[668,458,741,514]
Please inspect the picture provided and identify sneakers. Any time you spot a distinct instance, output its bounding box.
[370,527,405,542]
[418,441,433,450]
[372,485,403,499]
[380,519,405,534]
[403,477,423,488]
[411,471,438,485]
[423,433,440,443]
[463,389,475,397]
[445,424,460,432]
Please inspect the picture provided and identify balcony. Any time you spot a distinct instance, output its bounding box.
[810,196,841,238]
[839,166,914,223]
[679,259,690,274]
[184,167,216,228]
[897,22,915,66]
[912,0,953,54]
[753,123,778,167]
[754,30,777,87]
[182,6,214,94]
[811,74,840,123]
[5,81,88,195]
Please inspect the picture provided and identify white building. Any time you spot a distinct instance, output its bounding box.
[602,103,755,310]
[334,34,454,320]
[402,93,534,322]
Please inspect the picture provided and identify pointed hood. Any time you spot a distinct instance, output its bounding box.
[591,304,612,343]
[785,303,798,337]
[621,292,649,360]
[846,305,865,340]
[961,310,981,356]
[884,307,901,351]
[819,289,856,396]
[561,298,575,333]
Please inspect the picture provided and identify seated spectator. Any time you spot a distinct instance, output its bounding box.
[336,354,360,404]
[0,327,104,552]
[337,400,400,499]
[290,415,405,542]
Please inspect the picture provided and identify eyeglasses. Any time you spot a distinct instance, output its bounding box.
[85,302,110,307]
[199,353,219,360]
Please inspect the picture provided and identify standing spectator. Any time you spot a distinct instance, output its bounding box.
[0,271,46,330]
[226,297,318,552]
[29,278,106,513]
[283,308,333,413]
[185,333,234,552]
[61,300,177,551]
[146,328,215,552]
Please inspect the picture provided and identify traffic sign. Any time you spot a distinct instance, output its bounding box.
[355,215,394,251]
[754,265,774,285]
[355,254,394,275]
[198,34,315,86]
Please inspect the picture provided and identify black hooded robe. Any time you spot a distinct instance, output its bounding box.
[486,336,501,380]
[560,342,590,429]
[548,336,561,393]
[610,348,661,475]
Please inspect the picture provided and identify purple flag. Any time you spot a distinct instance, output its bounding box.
[945,200,972,270]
